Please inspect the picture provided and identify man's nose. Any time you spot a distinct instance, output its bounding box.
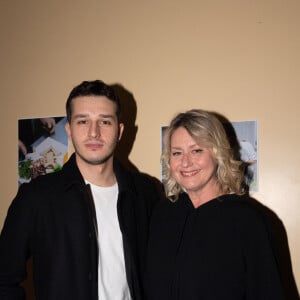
[88,122,100,138]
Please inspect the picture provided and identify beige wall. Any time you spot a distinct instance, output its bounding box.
[1,0,299,294]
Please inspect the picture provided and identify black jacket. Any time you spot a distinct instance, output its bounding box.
[145,193,284,300]
[0,153,160,300]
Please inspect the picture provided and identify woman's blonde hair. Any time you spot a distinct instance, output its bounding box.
[162,109,245,201]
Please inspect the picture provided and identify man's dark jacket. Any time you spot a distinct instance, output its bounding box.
[0,153,160,299]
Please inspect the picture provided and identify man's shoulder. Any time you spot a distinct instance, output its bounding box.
[20,169,66,192]
[114,160,160,188]
[131,171,157,184]
[29,153,82,188]
[21,155,79,190]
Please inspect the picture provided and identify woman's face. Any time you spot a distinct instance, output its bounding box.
[169,127,218,199]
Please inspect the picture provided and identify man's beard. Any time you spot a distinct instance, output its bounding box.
[76,150,114,166]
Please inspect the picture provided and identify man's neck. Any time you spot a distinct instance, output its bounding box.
[76,156,116,187]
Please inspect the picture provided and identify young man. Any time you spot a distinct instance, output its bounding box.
[0,80,161,300]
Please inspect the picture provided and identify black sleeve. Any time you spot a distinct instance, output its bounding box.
[0,183,35,300]
[240,205,285,300]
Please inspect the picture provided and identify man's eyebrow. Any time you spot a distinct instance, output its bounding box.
[72,113,115,119]
[98,114,115,118]
[73,114,88,119]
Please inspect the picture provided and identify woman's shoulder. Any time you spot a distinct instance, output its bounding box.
[219,194,267,221]
[220,194,273,233]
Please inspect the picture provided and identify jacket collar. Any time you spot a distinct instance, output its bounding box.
[61,153,85,191]
[113,159,135,194]
[62,153,134,193]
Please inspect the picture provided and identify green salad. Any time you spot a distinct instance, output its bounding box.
[19,159,32,179]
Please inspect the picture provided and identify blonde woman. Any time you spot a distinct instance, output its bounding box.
[145,109,283,300]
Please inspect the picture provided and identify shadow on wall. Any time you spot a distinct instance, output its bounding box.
[215,112,300,300]
[111,83,139,173]
[111,83,165,198]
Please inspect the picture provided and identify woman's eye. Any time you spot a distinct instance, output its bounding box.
[172,151,181,156]
[193,149,203,154]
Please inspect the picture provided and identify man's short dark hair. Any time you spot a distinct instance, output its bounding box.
[66,80,121,122]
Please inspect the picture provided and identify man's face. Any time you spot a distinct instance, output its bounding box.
[65,95,124,167]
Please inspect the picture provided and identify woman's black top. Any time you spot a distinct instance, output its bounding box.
[145,193,284,300]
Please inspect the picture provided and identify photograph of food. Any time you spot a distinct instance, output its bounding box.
[18,116,69,184]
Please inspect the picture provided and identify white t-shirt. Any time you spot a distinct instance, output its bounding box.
[87,181,132,300]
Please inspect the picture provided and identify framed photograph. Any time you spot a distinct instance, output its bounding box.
[18,116,69,185]
[231,120,258,192]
